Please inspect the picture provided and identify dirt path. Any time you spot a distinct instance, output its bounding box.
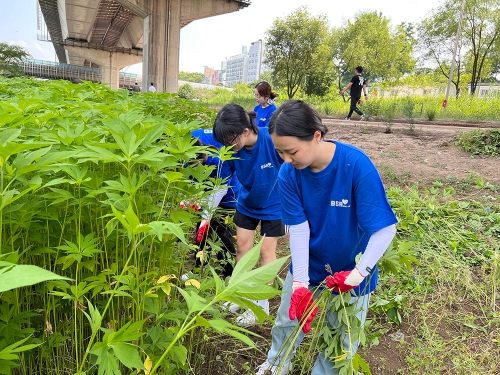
[322,118,500,188]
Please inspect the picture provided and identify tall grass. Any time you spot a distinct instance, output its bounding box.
[188,84,500,122]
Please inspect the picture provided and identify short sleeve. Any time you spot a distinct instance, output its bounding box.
[277,166,307,225]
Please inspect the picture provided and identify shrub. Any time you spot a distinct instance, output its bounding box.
[178,82,196,99]
[454,128,500,156]
[426,108,437,121]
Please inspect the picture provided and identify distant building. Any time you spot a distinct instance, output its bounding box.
[247,40,263,83]
[225,46,249,87]
[203,66,217,85]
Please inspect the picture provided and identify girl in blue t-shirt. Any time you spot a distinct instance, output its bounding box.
[255,100,398,375]
[254,81,278,128]
[213,103,285,328]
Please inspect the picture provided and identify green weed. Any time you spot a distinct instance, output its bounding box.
[454,128,500,156]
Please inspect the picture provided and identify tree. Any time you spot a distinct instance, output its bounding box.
[330,11,416,91]
[264,7,330,98]
[417,0,500,96]
[303,43,335,97]
[0,42,31,77]
[178,71,204,83]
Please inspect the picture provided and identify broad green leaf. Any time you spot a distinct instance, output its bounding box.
[111,343,145,370]
[82,298,102,334]
[176,288,208,314]
[0,264,70,293]
[169,345,187,365]
[148,221,187,244]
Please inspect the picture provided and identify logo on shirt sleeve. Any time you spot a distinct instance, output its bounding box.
[331,199,350,208]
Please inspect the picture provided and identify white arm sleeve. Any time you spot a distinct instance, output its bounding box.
[289,220,310,286]
[201,187,228,220]
[356,224,397,276]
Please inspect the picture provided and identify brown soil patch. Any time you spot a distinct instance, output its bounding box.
[323,119,500,189]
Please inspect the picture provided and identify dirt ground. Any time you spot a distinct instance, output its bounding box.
[197,118,500,375]
[323,118,500,189]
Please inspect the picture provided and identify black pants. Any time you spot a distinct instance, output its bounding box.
[195,206,236,278]
[347,95,363,118]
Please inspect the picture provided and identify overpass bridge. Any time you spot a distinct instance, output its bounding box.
[17,58,224,92]
[18,58,142,88]
[37,0,251,92]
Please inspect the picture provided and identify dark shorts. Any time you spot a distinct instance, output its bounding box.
[233,210,285,237]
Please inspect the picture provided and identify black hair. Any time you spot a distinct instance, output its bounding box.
[355,66,363,74]
[150,82,154,85]
[268,100,327,141]
[255,81,278,100]
[213,103,258,146]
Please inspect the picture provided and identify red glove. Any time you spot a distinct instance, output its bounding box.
[180,200,201,211]
[325,267,365,293]
[196,219,210,242]
[357,99,361,104]
[289,287,318,334]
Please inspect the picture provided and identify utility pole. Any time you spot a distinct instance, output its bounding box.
[443,0,466,113]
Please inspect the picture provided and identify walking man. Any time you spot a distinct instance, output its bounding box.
[149,83,156,92]
[340,66,368,120]
[132,82,141,93]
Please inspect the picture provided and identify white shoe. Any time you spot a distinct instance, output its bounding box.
[344,116,350,120]
[255,360,292,375]
[222,301,241,314]
[360,114,366,120]
[180,272,193,282]
[236,304,269,328]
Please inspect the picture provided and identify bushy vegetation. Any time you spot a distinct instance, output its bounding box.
[194,83,500,123]
[454,129,500,156]
[0,77,287,375]
[1,77,499,375]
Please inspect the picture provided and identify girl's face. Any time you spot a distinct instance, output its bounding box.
[271,131,322,169]
[227,128,250,152]
[254,89,268,105]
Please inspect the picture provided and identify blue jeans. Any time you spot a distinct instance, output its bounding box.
[267,272,371,375]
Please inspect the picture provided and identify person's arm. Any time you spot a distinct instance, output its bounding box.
[363,82,368,100]
[289,221,310,290]
[326,224,397,292]
[340,82,353,96]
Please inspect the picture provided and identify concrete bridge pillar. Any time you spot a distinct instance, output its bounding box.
[142,0,181,93]
[116,0,245,93]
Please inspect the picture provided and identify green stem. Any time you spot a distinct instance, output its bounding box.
[76,237,140,373]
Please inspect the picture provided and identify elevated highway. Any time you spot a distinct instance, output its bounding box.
[37,0,250,92]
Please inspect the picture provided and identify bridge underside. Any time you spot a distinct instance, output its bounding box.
[38,0,250,92]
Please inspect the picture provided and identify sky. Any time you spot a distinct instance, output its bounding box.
[1,0,440,75]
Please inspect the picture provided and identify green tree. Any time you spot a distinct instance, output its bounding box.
[417,0,500,96]
[303,43,335,97]
[330,12,416,91]
[264,7,330,98]
[0,42,31,77]
[178,71,204,83]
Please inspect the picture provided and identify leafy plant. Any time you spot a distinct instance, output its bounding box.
[454,128,500,156]
[425,108,437,121]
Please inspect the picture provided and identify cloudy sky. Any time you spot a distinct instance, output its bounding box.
[2,0,440,74]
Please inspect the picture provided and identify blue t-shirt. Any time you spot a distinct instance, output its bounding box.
[191,129,223,150]
[220,127,283,220]
[191,129,239,208]
[254,104,277,128]
[278,141,398,294]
